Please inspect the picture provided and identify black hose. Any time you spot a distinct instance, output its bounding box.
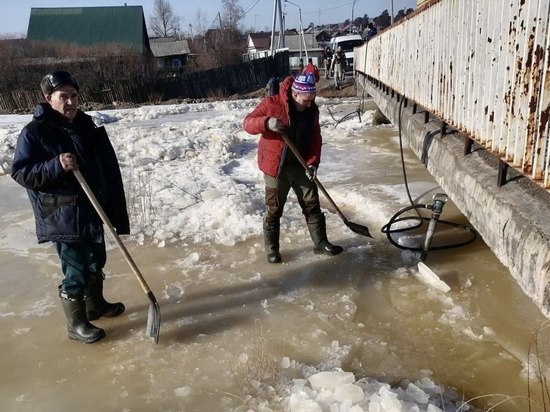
[382,96,477,254]
[381,203,477,252]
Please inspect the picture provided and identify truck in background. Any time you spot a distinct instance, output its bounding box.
[329,34,365,75]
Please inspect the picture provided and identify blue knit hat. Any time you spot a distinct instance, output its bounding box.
[291,74,317,93]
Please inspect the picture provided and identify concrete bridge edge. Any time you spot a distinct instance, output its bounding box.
[357,75,550,318]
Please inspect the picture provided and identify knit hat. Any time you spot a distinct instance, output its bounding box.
[40,70,79,95]
[291,74,317,93]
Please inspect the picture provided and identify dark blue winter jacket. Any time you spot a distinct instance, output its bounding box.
[11,103,130,243]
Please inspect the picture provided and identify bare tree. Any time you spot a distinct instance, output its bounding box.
[149,0,181,37]
[189,9,208,38]
[221,0,244,30]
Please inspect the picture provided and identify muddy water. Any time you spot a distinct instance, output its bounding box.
[1,118,548,412]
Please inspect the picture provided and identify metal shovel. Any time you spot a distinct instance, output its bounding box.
[279,132,372,238]
[73,169,161,344]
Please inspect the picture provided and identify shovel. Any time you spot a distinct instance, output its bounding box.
[73,169,161,344]
[279,132,372,238]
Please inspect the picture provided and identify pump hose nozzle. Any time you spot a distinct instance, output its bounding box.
[421,194,448,261]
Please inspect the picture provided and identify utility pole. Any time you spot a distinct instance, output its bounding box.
[390,0,394,24]
[285,0,308,61]
[270,0,285,54]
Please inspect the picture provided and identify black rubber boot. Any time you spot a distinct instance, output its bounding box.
[263,219,282,263]
[307,214,344,256]
[59,290,105,344]
[85,273,125,321]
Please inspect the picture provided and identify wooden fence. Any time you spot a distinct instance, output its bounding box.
[0,51,289,113]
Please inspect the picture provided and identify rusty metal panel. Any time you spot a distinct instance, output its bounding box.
[539,25,550,187]
[354,0,550,189]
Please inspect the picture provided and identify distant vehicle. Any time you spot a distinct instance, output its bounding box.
[329,34,365,74]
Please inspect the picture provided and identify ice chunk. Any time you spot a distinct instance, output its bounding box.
[281,357,291,369]
[369,385,402,411]
[414,262,450,293]
[174,386,191,397]
[405,382,429,404]
[333,383,364,402]
[289,392,322,412]
[308,371,355,390]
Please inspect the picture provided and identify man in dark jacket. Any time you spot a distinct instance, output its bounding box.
[324,46,334,79]
[11,70,130,344]
[366,22,378,41]
[243,74,343,263]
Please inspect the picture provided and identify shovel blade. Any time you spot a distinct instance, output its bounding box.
[346,221,373,238]
[145,293,161,344]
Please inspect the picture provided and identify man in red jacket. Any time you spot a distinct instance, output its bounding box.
[243,74,343,263]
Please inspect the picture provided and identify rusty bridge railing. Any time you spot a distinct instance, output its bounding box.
[355,0,550,190]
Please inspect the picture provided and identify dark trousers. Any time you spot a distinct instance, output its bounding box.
[264,162,322,223]
[54,238,106,295]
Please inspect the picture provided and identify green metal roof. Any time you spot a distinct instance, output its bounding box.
[27,6,150,54]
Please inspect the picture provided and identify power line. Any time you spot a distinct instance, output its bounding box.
[208,0,262,29]
[239,0,263,19]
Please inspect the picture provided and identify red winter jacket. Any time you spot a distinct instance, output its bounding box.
[243,76,322,178]
[302,63,320,83]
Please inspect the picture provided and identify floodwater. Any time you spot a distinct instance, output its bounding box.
[1,103,549,412]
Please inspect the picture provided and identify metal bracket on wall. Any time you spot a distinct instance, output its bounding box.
[464,136,473,155]
[497,160,509,187]
[440,121,447,137]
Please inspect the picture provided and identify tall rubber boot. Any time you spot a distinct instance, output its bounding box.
[307,214,344,256]
[263,219,282,263]
[59,290,105,344]
[85,273,125,321]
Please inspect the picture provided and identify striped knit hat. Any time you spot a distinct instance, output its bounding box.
[291,74,317,93]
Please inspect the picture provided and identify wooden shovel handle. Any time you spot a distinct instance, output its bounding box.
[73,169,152,295]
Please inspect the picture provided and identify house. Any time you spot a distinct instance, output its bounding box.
[26,5,151,55]
[284,32,324,69]
[247,32,272,55]
[149,37,191,72]
[313,30,332,45]
[245,30,298,59]
[245,29,324,68]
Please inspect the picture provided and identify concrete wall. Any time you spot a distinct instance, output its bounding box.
[357,75,550,317]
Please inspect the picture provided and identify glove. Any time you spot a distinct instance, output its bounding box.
[266,117,284,133]
[308,165,317,181]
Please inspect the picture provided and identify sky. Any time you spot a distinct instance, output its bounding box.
[0,95,479,411]
[2,0,417,37]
